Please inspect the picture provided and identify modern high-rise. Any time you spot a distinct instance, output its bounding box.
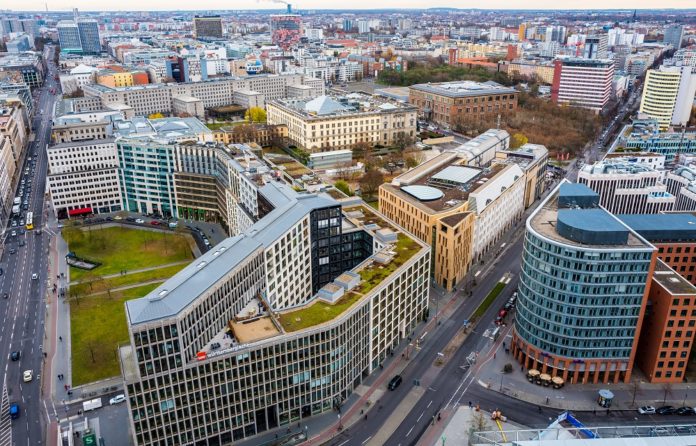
[664,24,685,50]
[193,15,223,39]
[577,159,675,214]
[551,58,614,112]
[512,182,656,384]
[583,34,608,59]
[120,183,430,445]
[77,19,101,55]
[57,21,82,53]
[639,65,696,130]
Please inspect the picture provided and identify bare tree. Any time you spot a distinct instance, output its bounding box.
[663,383,673,405]
[631,381,641,407]
[359,169,385,199]
[470,411,489,432]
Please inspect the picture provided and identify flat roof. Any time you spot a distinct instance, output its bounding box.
[229,317,281,344]
[409,80,516,98]
[431,165,481,185]
[653,260,696,295]
[618,213,696,242]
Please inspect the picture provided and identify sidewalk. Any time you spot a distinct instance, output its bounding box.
[475,324,696,412]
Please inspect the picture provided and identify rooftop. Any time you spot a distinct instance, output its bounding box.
[529,181,653,250]
[618,213,696,242]
[386,154,508,213]
[652,259,696,295]
[409,80,516,98]
[580,160,657,176]
[270,92,415,119]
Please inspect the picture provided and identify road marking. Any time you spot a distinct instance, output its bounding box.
[416,412,424,422]
[361,436,372,445]
[427,400,432,408]
[406,426,414,437]
[337,440,350,446]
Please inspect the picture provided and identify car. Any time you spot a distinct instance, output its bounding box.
[21,204,28,211]
[10,229,16,236]
[503,302,513,311]
[9,248,16,255]
[18,239,25,247]
[149,220,160,226]
[113,215,122,220]
[31,273,38,280]
[387,374,403,391]
[0,268,3,275]
[126,217,136,222]
[498,309,507,318]
[10,351,20,361]
[109,394,126,405]
[10,220,17,227]
[22,370,33,382]
[135,219,145,224]
[9,403,19,420]
[494,316,504,326]
[656,405,676,415]
[2,293,7,299]
[638,406,656,414]
[677,406,695,416]
[105,217,113,222]
[19,219,24,226]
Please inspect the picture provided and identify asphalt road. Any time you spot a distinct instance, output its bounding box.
[0,45,57,446]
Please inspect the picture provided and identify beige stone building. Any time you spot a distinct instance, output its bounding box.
[380,143,546,290]
[266,93,417,152]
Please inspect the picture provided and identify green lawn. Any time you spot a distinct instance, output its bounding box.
[69,263,188,297]
[472,281,507,320]
[278,292,362,332]
[70,282,162,385]
[64,226,193,282]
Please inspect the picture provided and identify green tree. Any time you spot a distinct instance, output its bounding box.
[334,180,353,197]
[510,133,528,149]
[244,107,267,123]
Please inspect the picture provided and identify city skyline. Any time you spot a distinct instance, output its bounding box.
[7,2,696,12]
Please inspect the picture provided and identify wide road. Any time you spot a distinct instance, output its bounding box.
[0,45,57,446]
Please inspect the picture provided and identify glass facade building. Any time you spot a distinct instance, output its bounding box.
[512,181,656,384]
[77,19,101,55]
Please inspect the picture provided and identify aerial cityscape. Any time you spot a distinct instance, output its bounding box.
[0,4,696,446]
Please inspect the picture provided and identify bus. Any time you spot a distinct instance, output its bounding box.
[25,212,33,230]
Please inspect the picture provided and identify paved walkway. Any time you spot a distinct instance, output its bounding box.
[68,260,190,285]
[475,320,696,412]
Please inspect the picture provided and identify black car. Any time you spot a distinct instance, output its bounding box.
[126,217,136,222]
[656,405,676,415]
[10,351,20,361]
[677,406,695,416]
[387,374,402,391]
[9,248,16,255]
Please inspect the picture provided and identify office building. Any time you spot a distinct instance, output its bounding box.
[408,81,518,128]
[267,93,417,152]
[664,24,685,50]
[551,58,614,112]
[77,19,101,55]
[379,143,537,290]
[47,139,122,218]
[193,15,223,39]
[512,182,656,384]
[619,131,696,162]
[57,21,82,53]
[6,34,33,53]
[583,34,608,59]
[639,65,696,130]
[211,124,288,147]
[495,143,549,208]
[0,52,45,90]
[120,187,430,445]
[577,160,675,215]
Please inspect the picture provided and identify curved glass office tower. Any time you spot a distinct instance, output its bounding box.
[512,181,655,384]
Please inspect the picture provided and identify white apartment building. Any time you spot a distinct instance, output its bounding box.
[639,65,696,130]
[551,58,614,112]
[665,166,696,211]
[267,93,417,152]
[0,135,14,225]
[47,138,123,218]
[471,163,525,260]
[577,160,675,214]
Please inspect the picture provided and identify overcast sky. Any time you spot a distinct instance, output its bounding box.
[12,0,696,12]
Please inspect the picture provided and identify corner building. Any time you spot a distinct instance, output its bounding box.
[512,182,656,384]
[120,188,430,445]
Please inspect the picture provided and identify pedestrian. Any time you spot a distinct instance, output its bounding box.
[468,401,472,408]
[546,397,549,404]
[59,336,62,341]
[64,384,67,390]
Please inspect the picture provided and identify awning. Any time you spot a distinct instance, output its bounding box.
[68,207,92,216]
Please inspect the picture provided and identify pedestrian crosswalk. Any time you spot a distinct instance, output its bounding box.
[0,377,13,446]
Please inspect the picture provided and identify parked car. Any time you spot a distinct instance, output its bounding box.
[135,219,145,224]
[656,406,676,415]
[113,215,122,220]
[150,220,160,226]
[677,406,695,416]
[9,403,19,419]
[22,370,33,382]
[387,374,403,391]
[109,394,126,405]
[638,406,656,415]
[126,217,136,222]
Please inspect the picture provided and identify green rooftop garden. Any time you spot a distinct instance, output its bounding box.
[278,291,362,332]
[356,234,420,294]
[277,233,422,332]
